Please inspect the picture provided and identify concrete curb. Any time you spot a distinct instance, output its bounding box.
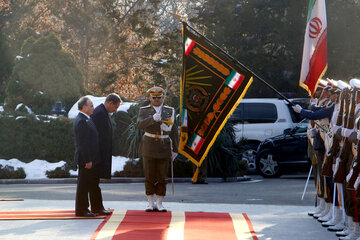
[0,176,251,184]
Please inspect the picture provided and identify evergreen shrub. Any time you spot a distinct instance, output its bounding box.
[0,115,76,170]
[46,166,71,178]
[0,165,26,179]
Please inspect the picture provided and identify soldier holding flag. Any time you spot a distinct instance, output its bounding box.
[137,86,178,212]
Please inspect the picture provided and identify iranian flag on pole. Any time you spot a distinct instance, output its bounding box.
[299,0,327,96]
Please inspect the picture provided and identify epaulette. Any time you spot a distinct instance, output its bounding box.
[140,105,151,109]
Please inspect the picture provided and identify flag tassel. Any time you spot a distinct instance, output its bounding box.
[192,167,199,182]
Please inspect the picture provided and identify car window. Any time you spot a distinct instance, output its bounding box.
[231,103,278,123]
[295,125,307,133]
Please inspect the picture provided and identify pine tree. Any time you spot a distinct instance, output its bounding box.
[5,33,84,113]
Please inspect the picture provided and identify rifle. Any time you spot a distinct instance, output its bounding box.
[321,89,346,176]
[347,144,360,189]
[333,89,356,183]
[355,174,360,198]
[346,91,360,189]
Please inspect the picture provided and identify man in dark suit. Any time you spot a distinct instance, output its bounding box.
[91,93,122,215]
[73,97,101,217]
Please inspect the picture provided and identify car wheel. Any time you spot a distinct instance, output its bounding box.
[256,149,282,178]
[241,144,258,173]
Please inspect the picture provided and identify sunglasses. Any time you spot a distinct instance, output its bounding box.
[152,96,162,99]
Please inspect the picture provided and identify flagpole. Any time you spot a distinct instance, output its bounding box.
[184,22,294,105]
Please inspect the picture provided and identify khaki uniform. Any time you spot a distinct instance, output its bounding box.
[137,105,178,196]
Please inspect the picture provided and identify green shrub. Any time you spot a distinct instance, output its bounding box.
[0,115,76,170]
[46,166,71,178]
[113,159,144,177]
[0,165,26,179]
[207,121,246,178]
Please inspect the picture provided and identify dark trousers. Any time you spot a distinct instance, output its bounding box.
[314,149,325,199]
[143,157,169,196]
[192,157,208,182]
[75,165,103,213]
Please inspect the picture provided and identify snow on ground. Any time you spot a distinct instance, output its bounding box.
[0,106,3,112]
[15,103,34,114]
[0,159,66,179]
[0,156,134,179]
[68,95,136,119]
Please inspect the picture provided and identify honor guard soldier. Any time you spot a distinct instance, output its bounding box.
[335,78,360,239]
[137,86,179,212]
[292,81,340,224]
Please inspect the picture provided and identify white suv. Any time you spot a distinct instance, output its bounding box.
[230,98,308,172]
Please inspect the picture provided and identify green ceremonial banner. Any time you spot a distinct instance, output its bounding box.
[179,22,254,181]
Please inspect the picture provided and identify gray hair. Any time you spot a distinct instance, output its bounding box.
[78,97,90,110]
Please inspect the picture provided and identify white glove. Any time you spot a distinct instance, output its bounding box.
[357,131,360,140]
[292,104,302,113]
[153,112,161,121]
[309,128,318,138]
[171,152,178,161]
[333,125,341,134]
[341,128,353,138]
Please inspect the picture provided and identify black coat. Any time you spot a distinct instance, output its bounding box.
[91,104,113,179]
[73,113,100,166]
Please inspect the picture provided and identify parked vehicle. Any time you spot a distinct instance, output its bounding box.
[255,124,310,178]
[229,98,309,172]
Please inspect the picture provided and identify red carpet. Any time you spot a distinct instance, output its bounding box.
[0,210,106,220]
[92,210,258,240]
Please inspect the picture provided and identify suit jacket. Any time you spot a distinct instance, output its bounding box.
[137,105,178,159]
[91,104,113,179]
[73,113,100,166]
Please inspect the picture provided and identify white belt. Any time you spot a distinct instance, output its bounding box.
[144,132,169,139]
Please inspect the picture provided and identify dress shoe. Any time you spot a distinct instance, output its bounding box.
[92,209,112,215]
[76,211,97,217]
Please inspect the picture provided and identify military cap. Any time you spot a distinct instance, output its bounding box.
[349,78,360,90]
[325,79,338,93]
[317,79,328,88]
[147,86,165,97]
[326,78,337,89]
[337,80,351,90]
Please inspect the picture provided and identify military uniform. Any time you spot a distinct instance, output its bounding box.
[136,86,178,212]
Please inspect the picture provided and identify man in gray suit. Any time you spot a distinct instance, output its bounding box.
[73,97,100,217]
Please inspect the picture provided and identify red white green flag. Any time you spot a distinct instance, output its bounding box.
[299,0,327,96]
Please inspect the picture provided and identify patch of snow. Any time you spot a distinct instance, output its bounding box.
[36,115,58,119]
[112,156,136,175]
[0,157,132,179]
[15,103,34,114]
[16,56,23,60]
[70,156,134,177]
[0,159,66,179]
[39,91,44,95]
[68,95,136,119]
[0,106,3,112]
[15,116,26,120]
